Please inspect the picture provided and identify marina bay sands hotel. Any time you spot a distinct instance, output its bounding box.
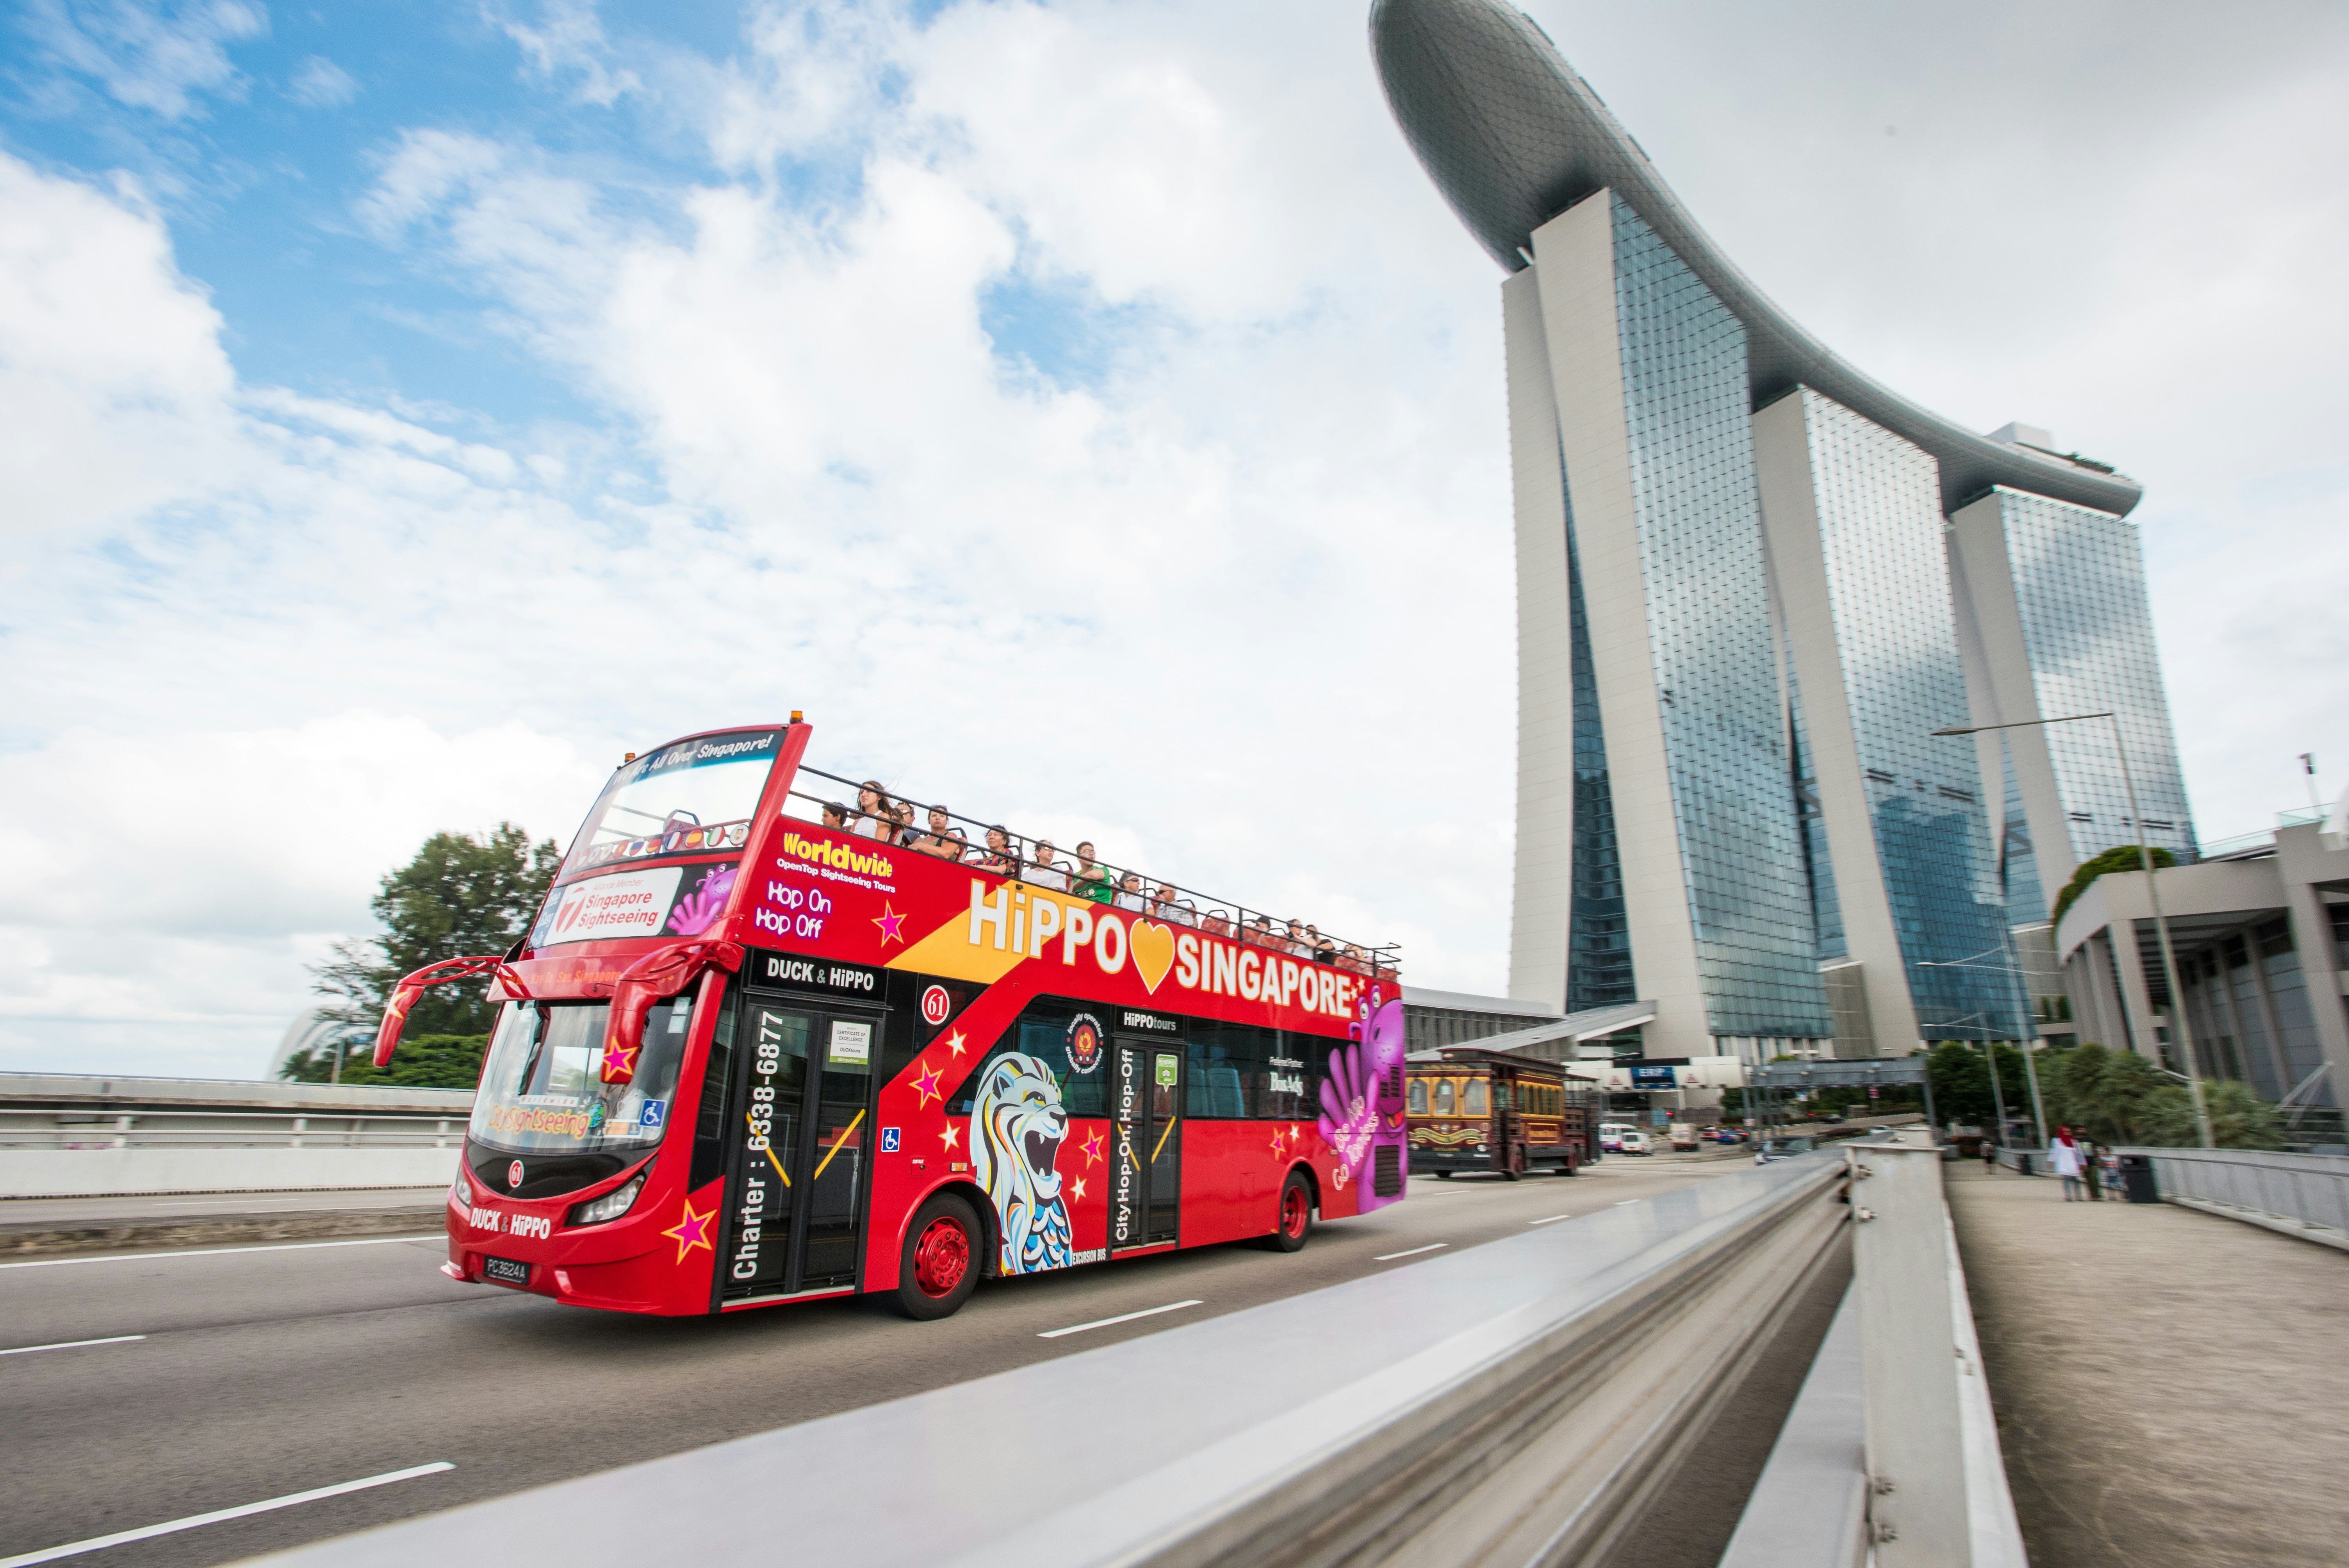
[1372,0,2196,1062]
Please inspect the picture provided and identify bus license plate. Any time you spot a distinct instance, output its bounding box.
[483,1256,530,1287]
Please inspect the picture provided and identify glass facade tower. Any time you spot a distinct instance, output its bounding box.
[1371,0,2189,1059]
[1949,490,2198,914]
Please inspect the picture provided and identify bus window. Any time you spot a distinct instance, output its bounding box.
[1407,1079,1428,1115]
[472,998,690,1160]
[1464,1079,1489,1117]
[1433,1079,1456,1116]
[1012,998,1110,1118]
[1186,1039,1248,1118]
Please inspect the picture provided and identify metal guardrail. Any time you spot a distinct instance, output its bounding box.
[252,1157,1852,1568]
[0,1073,474,1151]
[2119,1146,2349,1252]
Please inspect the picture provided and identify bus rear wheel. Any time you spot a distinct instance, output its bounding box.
[1263,1171,1313,1253]
[894,1193,981,1320]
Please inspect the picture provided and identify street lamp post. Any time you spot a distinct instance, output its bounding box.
[1932,711,2215,1148]
[1919,952,2048,1146]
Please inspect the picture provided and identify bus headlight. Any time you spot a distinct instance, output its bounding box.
[569,1169,647,1227]
[449,1170,471,1212]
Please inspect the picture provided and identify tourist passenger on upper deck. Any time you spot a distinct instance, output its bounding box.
[1244,914,1277,948]
[852,782,895,841]
[913,804,966,859]
[1153,886,1196,926]
[890,801,916,845]
[1114,871,1148,912]
[1307,925,1335,965]
[821,802,850,830]
[1025,839,1070,892]
[1071,843,1112,903]
[1285,919,1311,957]
[970,826,1019,878]
[1339,943,1371,976]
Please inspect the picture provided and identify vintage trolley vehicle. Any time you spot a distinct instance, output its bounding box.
[1404,1045,1598,1178]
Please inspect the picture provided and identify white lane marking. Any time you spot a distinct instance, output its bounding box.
[0,1462,454,1568]
[1373,1242,1447,1261]
[0,1236,433,1271]
[0,1335,146,1357]
[1038,1299,1203,1339]
[1527,1214,1573,1225]
[1615,1199,1641,1206]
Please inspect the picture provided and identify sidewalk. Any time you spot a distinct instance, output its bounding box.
[0,1185,446,1256]
[1947,1162,2349,1568]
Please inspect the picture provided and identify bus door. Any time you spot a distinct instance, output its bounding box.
[724,1000,877,1298]
[1111,1039,1183,1250]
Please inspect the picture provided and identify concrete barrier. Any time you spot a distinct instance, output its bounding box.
[0,1146,460,1198]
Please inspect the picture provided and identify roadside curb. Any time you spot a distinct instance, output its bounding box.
[1,1206,445,1258]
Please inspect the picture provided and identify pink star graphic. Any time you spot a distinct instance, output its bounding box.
[873,904,907,944]
[911,1061,943,1107]
[1269,1130,1287,1160]
[662,1199,716,1263]
[1077,1127,1105,1167]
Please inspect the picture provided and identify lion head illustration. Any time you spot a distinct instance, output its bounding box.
[970,1050,1073,1275]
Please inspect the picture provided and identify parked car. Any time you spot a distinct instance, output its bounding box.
[1710,1128,1747,1145]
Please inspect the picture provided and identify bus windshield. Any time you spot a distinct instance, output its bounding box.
[562,728,781,876]
[469,998,693,1156]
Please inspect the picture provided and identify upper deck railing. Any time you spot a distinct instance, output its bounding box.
[786,762,1402,983]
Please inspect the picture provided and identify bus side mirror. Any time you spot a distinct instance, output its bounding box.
[373,980,426,1068]
[372,955,529,1069]
[599,940,745,1085]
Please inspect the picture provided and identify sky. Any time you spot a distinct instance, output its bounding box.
[2,0,2342,1081]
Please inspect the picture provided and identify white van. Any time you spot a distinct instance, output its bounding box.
[1599,1121,1633,1152]
[1617,1130,1654,1156]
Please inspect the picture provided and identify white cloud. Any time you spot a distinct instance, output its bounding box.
[0,152,240,549]
[287,53,358,110]
[7,0,2341,1082]
[24,0,267,119]
[495,0,642,107]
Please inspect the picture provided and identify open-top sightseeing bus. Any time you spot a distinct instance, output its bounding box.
[374,720,1408,1319]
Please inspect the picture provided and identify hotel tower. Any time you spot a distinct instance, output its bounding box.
[1371,0,2196,1060]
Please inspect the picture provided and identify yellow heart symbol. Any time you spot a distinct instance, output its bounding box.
[1130,920,1176,994]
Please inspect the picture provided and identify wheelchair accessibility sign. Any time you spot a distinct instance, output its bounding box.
[880,1126,902,1153]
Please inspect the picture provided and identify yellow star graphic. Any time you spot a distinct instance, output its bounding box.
[943,1029,968,1058]
[941,1123,960,1150]
[1070,1176,1087,1202]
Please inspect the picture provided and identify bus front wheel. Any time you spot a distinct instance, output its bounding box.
[894,1193,981,1320]
[1264,1171,1313,1253]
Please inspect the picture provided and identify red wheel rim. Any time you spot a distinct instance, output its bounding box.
[1282,1185,1308,1237]
[913,1216,970,1297]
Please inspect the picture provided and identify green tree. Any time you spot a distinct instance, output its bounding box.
[312,823,561,1039]
[2039,1043,2288,1149]
[1925,1040,2031,1128]
[282,1034,492,1090]
[2050,844,2176,926]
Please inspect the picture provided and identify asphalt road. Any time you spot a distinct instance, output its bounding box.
[0,1156,1751,1568]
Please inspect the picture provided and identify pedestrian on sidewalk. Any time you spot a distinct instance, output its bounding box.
[2048,1126,2087,1200]
[1982,1137,1998,1173]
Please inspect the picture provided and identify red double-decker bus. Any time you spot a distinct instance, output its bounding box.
[375,720,1409,1319]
